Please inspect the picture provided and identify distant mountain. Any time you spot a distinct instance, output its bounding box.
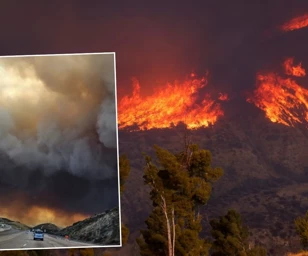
[57,207,120,245]
[32,223,60,234]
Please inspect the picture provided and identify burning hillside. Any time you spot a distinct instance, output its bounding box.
[118,73,227,131]
[247,58,308,128]
[281,13,308,32]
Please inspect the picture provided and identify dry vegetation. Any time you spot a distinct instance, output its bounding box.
[118,112,308,255]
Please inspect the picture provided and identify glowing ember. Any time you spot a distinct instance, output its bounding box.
[218,93,229,101]
[247,73,308,127]
[281,14,308,31]
[283,57,306,77]
[118,74,226,130]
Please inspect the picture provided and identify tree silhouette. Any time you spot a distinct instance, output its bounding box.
[137,142,223,256]
[210,209,267,256]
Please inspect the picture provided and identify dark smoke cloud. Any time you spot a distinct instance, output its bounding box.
[0,53,119,224]
[1,0,308,225]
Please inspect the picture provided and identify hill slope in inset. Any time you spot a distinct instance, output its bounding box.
[0,217,30,230]
[57,207,120,245]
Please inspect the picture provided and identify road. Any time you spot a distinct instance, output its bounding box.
[0,227,97,250]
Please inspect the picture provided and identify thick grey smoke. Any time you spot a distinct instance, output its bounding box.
[0,53,118,180]
[97,97,117,148]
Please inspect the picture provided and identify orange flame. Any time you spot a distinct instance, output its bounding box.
[281,14,308,31]
[218,93,229,101]
[118,74,225,131]
[283,58,306,77]
[247,73,308,127]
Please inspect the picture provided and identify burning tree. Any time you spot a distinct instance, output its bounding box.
[137,142,223,256]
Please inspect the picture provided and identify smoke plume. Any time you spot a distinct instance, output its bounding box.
[0,53,119,225]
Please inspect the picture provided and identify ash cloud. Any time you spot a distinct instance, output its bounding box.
[0,53,119,222]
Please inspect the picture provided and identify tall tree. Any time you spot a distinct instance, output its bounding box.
[137,143,223,256]
[295,211,308,249]
[210,209,267,256]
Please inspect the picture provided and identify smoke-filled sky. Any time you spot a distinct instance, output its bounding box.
[1,1,308,97]
[1,0,308,223]
[0,53,119,227]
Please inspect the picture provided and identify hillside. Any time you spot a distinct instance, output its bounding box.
[32,223,60,234]
[57,207,120,245]
[0,217,30,231]
[118,105,308,256]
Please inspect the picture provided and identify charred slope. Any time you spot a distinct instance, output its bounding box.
[57,207,120,245]
[118,104,308,255]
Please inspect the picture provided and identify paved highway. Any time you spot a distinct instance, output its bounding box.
[0,228,96,250]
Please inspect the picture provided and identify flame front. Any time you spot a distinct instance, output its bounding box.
[247,72,308,127]
[283,57,306,77]
[281,14,308,31]
[118,74,225,131]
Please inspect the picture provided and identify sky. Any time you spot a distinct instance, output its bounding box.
[0,53,119,227]
[1,0,308,225]
[0,1,307,100]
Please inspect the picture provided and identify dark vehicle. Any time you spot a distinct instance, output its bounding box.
[33,229,44,241]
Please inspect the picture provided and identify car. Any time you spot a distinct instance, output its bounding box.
[33,229,44,241]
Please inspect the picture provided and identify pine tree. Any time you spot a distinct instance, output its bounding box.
[119,154,131,195]
[137,143,223,256]
[210,209,267,256]
[295,211,308,249]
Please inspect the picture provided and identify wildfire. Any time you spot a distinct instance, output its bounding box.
[218,93,229,101]
[247,73,308,127]
[283,58,306,77]
[118,74,226,131]
[281,13,308,31]
[0,205,89,227]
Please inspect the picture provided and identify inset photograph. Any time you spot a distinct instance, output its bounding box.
[0,53,121,251]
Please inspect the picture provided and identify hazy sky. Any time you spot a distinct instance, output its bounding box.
[0,1,308,99]
[1,0,308,225]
